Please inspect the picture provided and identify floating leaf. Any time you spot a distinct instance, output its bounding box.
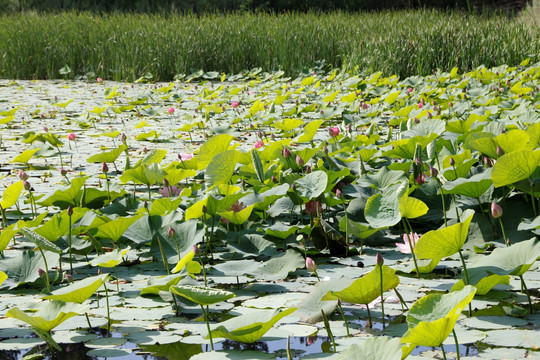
[414,211,474,260]
[322,265,400,305]
[7,301,88,332]
[43,274,109,303]
[87,145,127,164]
[209,308,296,343]
[169,285,235,305]
[491,149,540,187]
[338,336,407,360]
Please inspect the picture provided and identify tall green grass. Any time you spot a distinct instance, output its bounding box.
[0,10,537,81]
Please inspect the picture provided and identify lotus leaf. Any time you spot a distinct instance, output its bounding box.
[169,285,235,305]
[43,274,109,303]
[7,301,89,332]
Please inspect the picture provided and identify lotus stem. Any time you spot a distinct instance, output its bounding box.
[340,198,350,257]
[497,218,509,247]
[85,312,92,330]
[519,275,534,314]
[198,254,208,287]
[394,288,408,311]
[379,264,385,329]
[457,249,472,316]
[452,329,461,360]
[113,266,120,293]
[201,304,214,351]
[156,235,170,275]
[171,293,180,317]
[0,204,8,229]
[365,303,372,326]
[147,184,152,201]
[38,248,51,292]
[103,281,111,336]
[403,219,420,277]
[337,300,350,337]
[104,173,111,204]
[441,344,448,360]
[531,181,537,217]
[54,144,64,169]
[286,336,293,360]
[68,212,73,275]
[320,309,336,353]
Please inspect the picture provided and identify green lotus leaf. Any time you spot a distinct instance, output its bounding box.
[86,144,126,164]
[293,171,328,200]
[209,308,296,343]
[442,170,493,198]
[0,250,59,289]
[399,194,428,219]
[149,197,183,216]
[171,249,195,274]
[137,149,168,166]
[494,129,529,155]
[339,218,378,240]
[383,134,438,159]
[357,167,406,191]
[0,224,17,252]
[120,163,166,186]
[0,270,7,286]
[218,204,254,225]
[205,150,239,189]
[90,247,130,268]
[185,193,245,219]
[338,336,407,360]
[414,211,474,260]
[491,149,540,187]
[94,214,144,242]
[169,285,235,305]
[197,134,233,170]
[163,167,196,186]
[365,183,407,228]
[34,207,88,242]
[451,274,510,295]
[140,274,184,296]
[11,148,40,164]
[0,180,23,209]
[322,265,400,305]
[7,301,89,332]
[401,285,476,347]
[250,249,305,281]
[39,176,88,209]
[297,120,323,143]
[19,228,62,254]
[42,274,109,303]
[140,342,202,360]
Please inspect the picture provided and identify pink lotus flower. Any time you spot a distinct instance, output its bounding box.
[179,153,194,161]
[396,232,420,254]
[328,126,340,137]
[159,185,182,197]
[97,77,102,83]
[68,133,76,141]
[417,102,423,109]
[254,140,264,149]
[221,201,246,224]
[167,107,175,114]
[231,101,239,108]
[407,88,413,93]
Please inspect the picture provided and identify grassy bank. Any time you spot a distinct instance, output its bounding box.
[0,10,538,81]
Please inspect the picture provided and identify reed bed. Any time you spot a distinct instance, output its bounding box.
[0,10,537,81]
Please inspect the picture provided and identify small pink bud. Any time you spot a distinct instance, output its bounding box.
[60,168,68,177]
[97,77,102,82]
[231,101,239,108]
[101,162,109,173]
[97,268,102,275]
[328,126,340,138]
[168,226,176,238]
[417,102,423,109]
[336,189,344,199]
[193,244,201,255]
[65,273,73,282]
[306,257,317,272]
[376,253,384,266]
[296,154,304,167]
[43,126,48,132]
[202,205,207,214]
[414,117,419,124]
[167,107,175,114]
[305,165,311,174]
[407,87,413,93]
[254,140,264,149]
[67,206,73,216]
[449,157,455,166]
[491,202,503,219]
[18,170,29,181]
[68,133,76,141]
[282,147,291,158]
[415,173,425,185]
[23,180,31,190]
[38,268,46,278]
[496,146,504,156]
[121,133,127,142]
[429,166,438,177]
[323,146,328,153]
[163,178,169,188]
[271,175,278,183]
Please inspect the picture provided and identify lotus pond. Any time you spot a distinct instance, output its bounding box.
[0,62,539,360]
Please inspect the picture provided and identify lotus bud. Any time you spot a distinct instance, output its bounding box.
[271,175,277,183]
[43,126,48,132]
[38,268,46,278]
[18,170,29,181]
[429,166,438,177]
[60,168,68,177]
[271,133,275,140]
[296,154,304,167]
[491,202,503,219]
[376,253,384,266]
[101,162,109,173]
[323,145,328,153]
[257,130,263,139]
[426,111,432,119]
[414,117,419,124]
[193,244,201,255]
[281,147,291,158]
[506,238,511,246]
[67,206,73,216]
[305,165,311,174]
[168,226,176,238]
[65,273,74,282]
[347,123,352,133]
[23,180,31,190]
[163,178,169,188]
[449,157,455,166]
[68,133,76,141]
[416,173,425,185]
[291,183,296,191]
[336,189,344,199]
[202,205,207,214]
[97,268,102,275]
[305,257,317,272]
[143,201,148,210]
[496,146,504,156]
[167,107,175,114]
[121,133,127,142]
